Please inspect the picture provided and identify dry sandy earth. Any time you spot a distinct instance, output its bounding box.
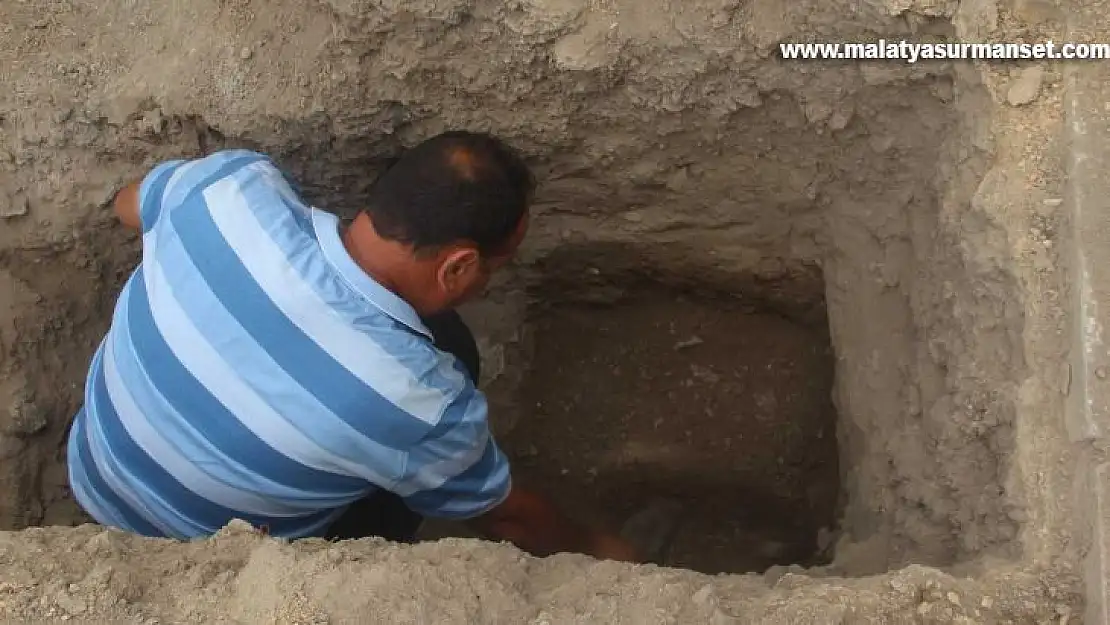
[0,0,1102,621]
[0,522,1081,623]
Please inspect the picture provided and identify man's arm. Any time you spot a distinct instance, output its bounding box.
[466,485,640,562]
[112,153,225,232]
[399,361,640,562]
[112,181,142,230]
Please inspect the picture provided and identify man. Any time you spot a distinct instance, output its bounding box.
[67,130,639,562]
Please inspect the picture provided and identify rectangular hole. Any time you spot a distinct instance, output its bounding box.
[503,279,839,574]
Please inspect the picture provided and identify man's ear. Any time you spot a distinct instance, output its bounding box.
[436,247,481,290]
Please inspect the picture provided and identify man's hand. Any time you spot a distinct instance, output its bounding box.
[586,531,640,563]
[467,486,642,563]
[112,181,142,230]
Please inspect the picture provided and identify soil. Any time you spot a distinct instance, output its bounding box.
[0,523,1082,624]
[503,290,839,574]
[0,0,1094,620]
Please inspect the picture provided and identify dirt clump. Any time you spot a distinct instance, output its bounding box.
[0,0,1094,620]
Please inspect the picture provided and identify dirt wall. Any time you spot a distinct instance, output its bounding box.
[0,522,1082,624]
[0,0,1092,620]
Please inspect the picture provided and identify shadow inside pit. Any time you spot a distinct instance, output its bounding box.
[498,243,841,575]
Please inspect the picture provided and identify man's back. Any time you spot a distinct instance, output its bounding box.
[67,150,510,539]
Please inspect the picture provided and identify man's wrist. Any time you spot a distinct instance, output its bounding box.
[583,529,641,562]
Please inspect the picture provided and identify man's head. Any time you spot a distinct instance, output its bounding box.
[349,131,534,316]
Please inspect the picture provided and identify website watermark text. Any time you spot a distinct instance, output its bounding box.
[779,40,1110,63]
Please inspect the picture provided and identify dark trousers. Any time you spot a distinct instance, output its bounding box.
[323,309,481,542]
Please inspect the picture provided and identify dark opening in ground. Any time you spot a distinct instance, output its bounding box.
[499,282,841,575]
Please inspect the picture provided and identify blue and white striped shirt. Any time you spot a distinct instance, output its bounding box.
[67,149,511,539]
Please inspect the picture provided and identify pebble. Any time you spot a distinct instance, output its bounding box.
[665,168,689,192]
[1007,65,1045,106]
[827,108,853,130]
[691,584,715,606]
[981,596,994,609]
[868,135,896,153]
[138,109,165,134]
[239,47,253,60]
[3,397,47,436]
[673,336,704,350]
[0,195,29,218]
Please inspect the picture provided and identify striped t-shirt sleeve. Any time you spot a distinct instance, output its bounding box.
[137,150,273,233]
[137,159,188,232]
[396,383,512,520]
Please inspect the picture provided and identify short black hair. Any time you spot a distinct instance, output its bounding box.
[364,131,535,257]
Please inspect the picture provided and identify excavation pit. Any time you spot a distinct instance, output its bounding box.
[0,0,1092,616]
[501,278,839,575]
[6,71,1028,578]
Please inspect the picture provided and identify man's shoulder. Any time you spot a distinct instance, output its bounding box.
[162,149,297,202]
[202,148,272,163]
[171,150,315,232]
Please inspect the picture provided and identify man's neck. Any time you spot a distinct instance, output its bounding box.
[340,215,406,294]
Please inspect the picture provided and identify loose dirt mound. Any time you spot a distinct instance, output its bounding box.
[0,0,1095,620]
[0,523,1079,623]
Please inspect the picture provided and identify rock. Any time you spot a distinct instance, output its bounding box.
[216,519,260,536]
[665,167,690,192]
[952,0,998,39]
[0,194,29,218]
[53,589,87,616]
[3,395,47,437]
[868,135,896,153]
[673,336,703,350]
[1006,66,1044,106]
[52,107,74,124]
[137,108,165,135]
[550,17,611,71]
[692,584,715,607]
[827,107,853,130]
[1014,0,1063,23]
